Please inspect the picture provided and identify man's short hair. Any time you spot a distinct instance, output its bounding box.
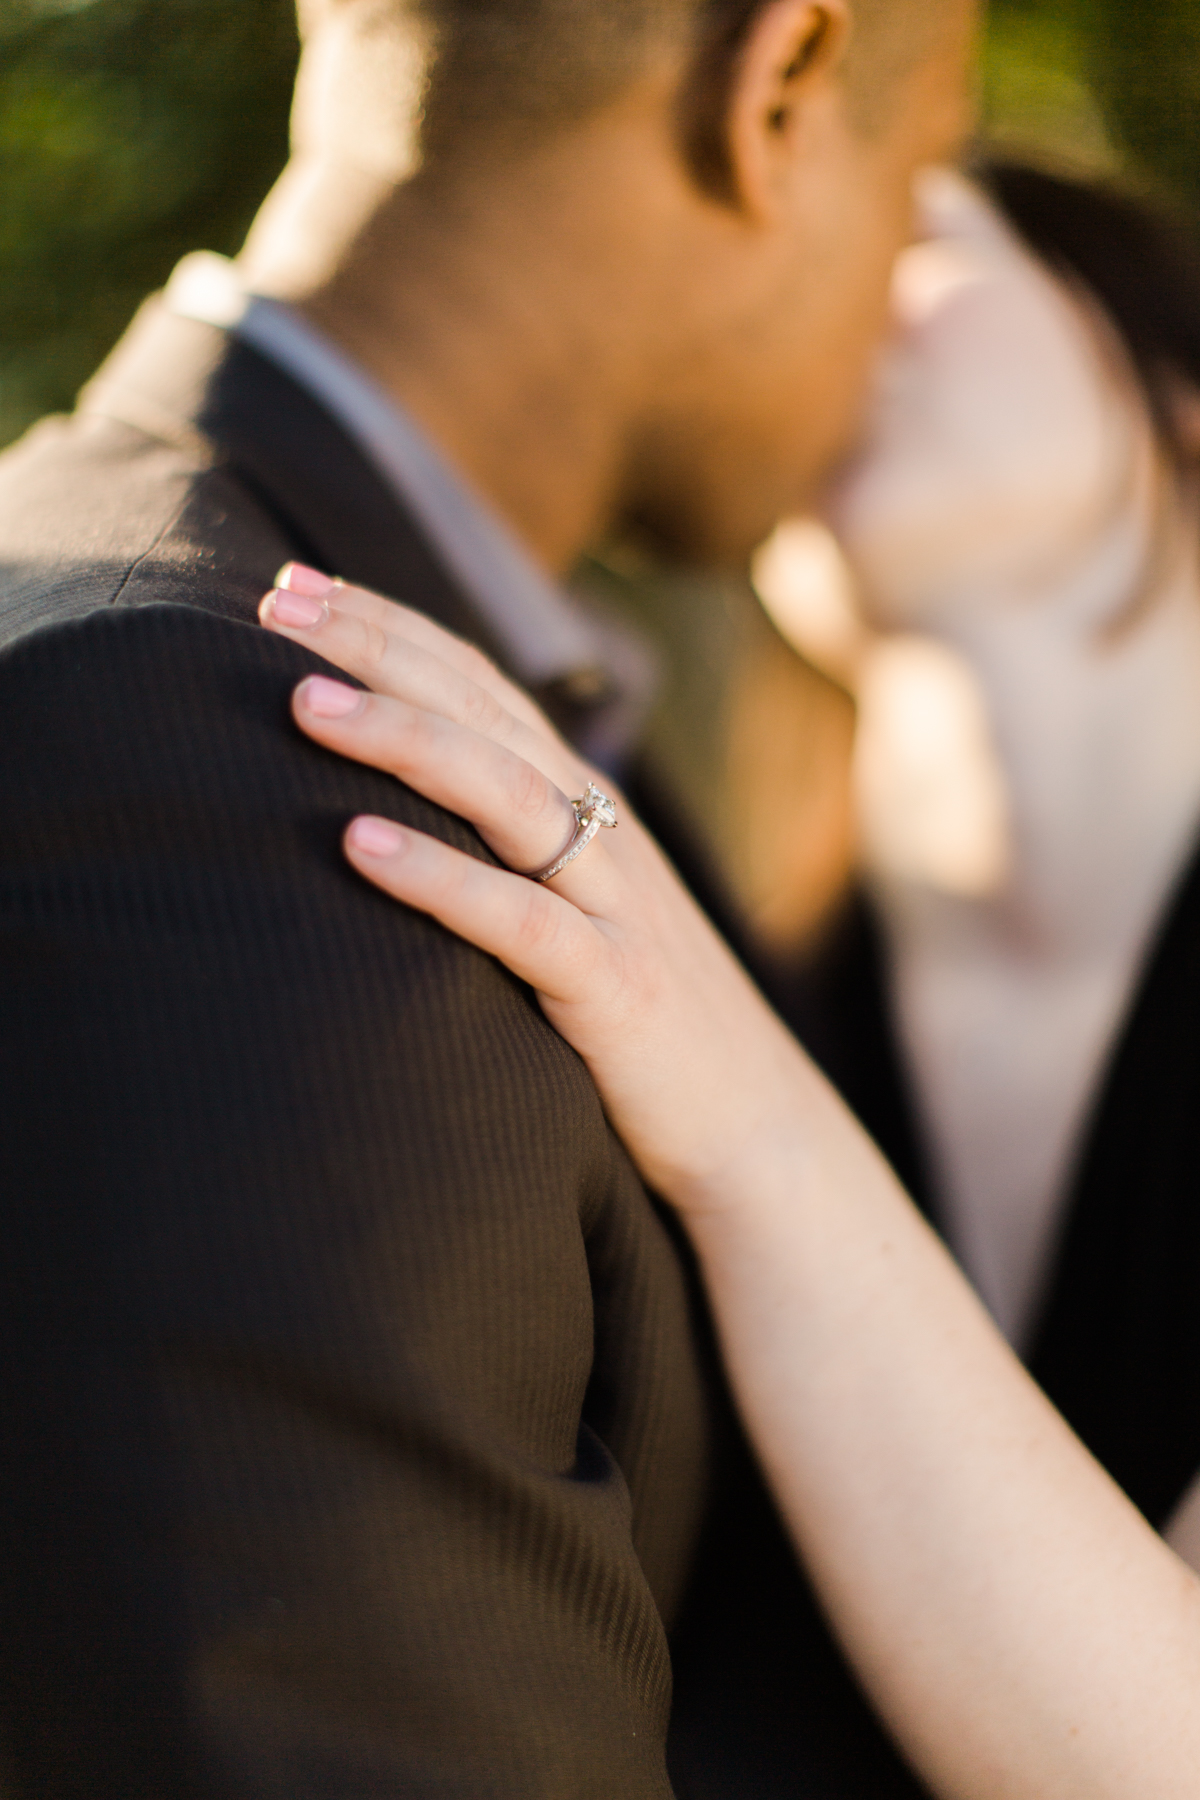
[296,0,944,183]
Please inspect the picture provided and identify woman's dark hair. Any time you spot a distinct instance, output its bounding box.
[978,160,1200,465]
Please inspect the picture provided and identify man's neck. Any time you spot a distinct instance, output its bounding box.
[239,134,679,576]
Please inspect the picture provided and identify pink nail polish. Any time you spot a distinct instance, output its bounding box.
[347,816,405,857]
[276,562,336,598]
[268,589,328,630]
[301,676,363,719]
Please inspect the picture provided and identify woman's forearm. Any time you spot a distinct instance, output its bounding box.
[684,1057,1200,1800]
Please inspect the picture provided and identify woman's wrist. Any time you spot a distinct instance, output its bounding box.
[659,1052,827,1229]
[666,1041,910,1293]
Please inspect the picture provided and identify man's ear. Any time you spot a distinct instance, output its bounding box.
[727,0,850,221]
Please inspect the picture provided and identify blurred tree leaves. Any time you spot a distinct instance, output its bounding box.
[0,0,297,446]
[984,0,1200,220]
[981,3,1118,176]
[3,0,1200,450]
[1084,0,1200,213]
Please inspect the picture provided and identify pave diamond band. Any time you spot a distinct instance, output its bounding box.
[530,782,618,882]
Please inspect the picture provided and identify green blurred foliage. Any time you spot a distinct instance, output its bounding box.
[983,0,1200,218]
[981,3,1117,175]
[3,0,1200,450]
[0,0,297,447]
[1084,0,1200,213]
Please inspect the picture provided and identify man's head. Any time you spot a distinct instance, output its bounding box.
[254,0,977,565]
[291,0,962,175]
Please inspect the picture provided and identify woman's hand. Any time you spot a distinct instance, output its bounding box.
[260,563,811,1210]
[261,565,1200,1800]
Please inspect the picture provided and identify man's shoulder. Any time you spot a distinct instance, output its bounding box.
[0,604,709,1797]
[0,597,486,882]
[0,406,292,651]
[0,595,630,1225]
[1,596,598,1089]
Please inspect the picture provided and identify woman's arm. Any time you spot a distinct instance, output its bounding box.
[263,570,1200,1800]
[687,1098,1200,1800]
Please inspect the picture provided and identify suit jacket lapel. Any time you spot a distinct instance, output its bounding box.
[81,298,509,663]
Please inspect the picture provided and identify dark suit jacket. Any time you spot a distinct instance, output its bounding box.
[0,299,721,1798]
[3,294,993,1800]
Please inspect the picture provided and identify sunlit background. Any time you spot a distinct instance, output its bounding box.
[3,0,1198,951]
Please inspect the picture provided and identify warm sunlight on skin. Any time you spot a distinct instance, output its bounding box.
[754,519,1011,898]
[246,2,980,576]
[619,0,981,562]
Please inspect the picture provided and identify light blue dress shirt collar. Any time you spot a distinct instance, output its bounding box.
[164,251,655,768]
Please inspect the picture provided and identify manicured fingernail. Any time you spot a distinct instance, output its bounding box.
[265,588,328,630]
[347,816,406,857]
[300,676,363,719]
[276,562,336,598]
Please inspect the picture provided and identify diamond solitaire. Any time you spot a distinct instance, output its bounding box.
[530,781,619,882]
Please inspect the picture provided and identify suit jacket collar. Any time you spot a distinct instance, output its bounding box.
[81,296,511,663]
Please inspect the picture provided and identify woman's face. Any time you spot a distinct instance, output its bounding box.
[825,169,1161,635]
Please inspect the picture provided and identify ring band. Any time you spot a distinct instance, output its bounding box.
[530,782,618,882]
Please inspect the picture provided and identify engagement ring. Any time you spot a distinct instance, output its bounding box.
[530,782,618,882]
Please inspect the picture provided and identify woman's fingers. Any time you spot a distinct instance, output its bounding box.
[275,562,504,689]
[263,564,570,758]
[343,817,607,1002]
[295,675,620,895]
